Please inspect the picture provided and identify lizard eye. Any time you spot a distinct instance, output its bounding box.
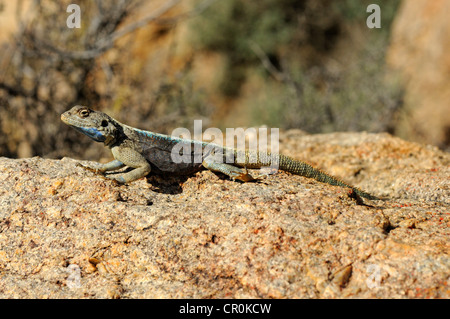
[79,109,90,117]
[101,120,108,127]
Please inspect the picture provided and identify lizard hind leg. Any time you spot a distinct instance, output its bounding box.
[202,157,255,182]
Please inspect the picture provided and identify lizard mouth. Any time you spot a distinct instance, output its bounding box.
[61,112,70,124]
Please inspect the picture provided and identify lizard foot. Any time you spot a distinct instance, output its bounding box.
[109,175,127,184]
[76,163,104,175]
[77,163,124,185]
[252,173,270,180]
[229,168,256,182]
[230,173,255,182]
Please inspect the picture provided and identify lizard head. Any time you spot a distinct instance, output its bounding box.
[61,105,118,145]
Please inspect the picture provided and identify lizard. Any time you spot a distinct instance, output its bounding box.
[61,105,380,200]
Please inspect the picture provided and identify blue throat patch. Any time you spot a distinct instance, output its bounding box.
[74,126,106,142]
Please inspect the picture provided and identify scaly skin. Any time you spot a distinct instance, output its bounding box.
[61,105,379,200]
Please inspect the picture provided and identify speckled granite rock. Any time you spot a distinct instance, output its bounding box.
[0,132,448,298]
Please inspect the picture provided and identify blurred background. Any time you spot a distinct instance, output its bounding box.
[0,0,448,162]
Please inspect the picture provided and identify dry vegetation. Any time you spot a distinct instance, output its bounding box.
[0,0,402,160]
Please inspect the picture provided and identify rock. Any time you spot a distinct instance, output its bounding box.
[386,0,450,149]
[0,132,448,298]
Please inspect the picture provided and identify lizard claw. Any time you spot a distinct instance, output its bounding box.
[252,174,266,181]
[229,171,256,182]
[76,163,124,185]
[110,175,127,184]
[76,163,104,175]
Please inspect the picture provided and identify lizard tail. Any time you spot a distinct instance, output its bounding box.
[277,154,379,200]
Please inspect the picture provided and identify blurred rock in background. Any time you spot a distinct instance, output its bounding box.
[1,0,447,161]
[387,0,450,150]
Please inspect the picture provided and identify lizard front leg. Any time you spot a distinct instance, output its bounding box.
[77,159,125,174]
[110,147,152,183]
